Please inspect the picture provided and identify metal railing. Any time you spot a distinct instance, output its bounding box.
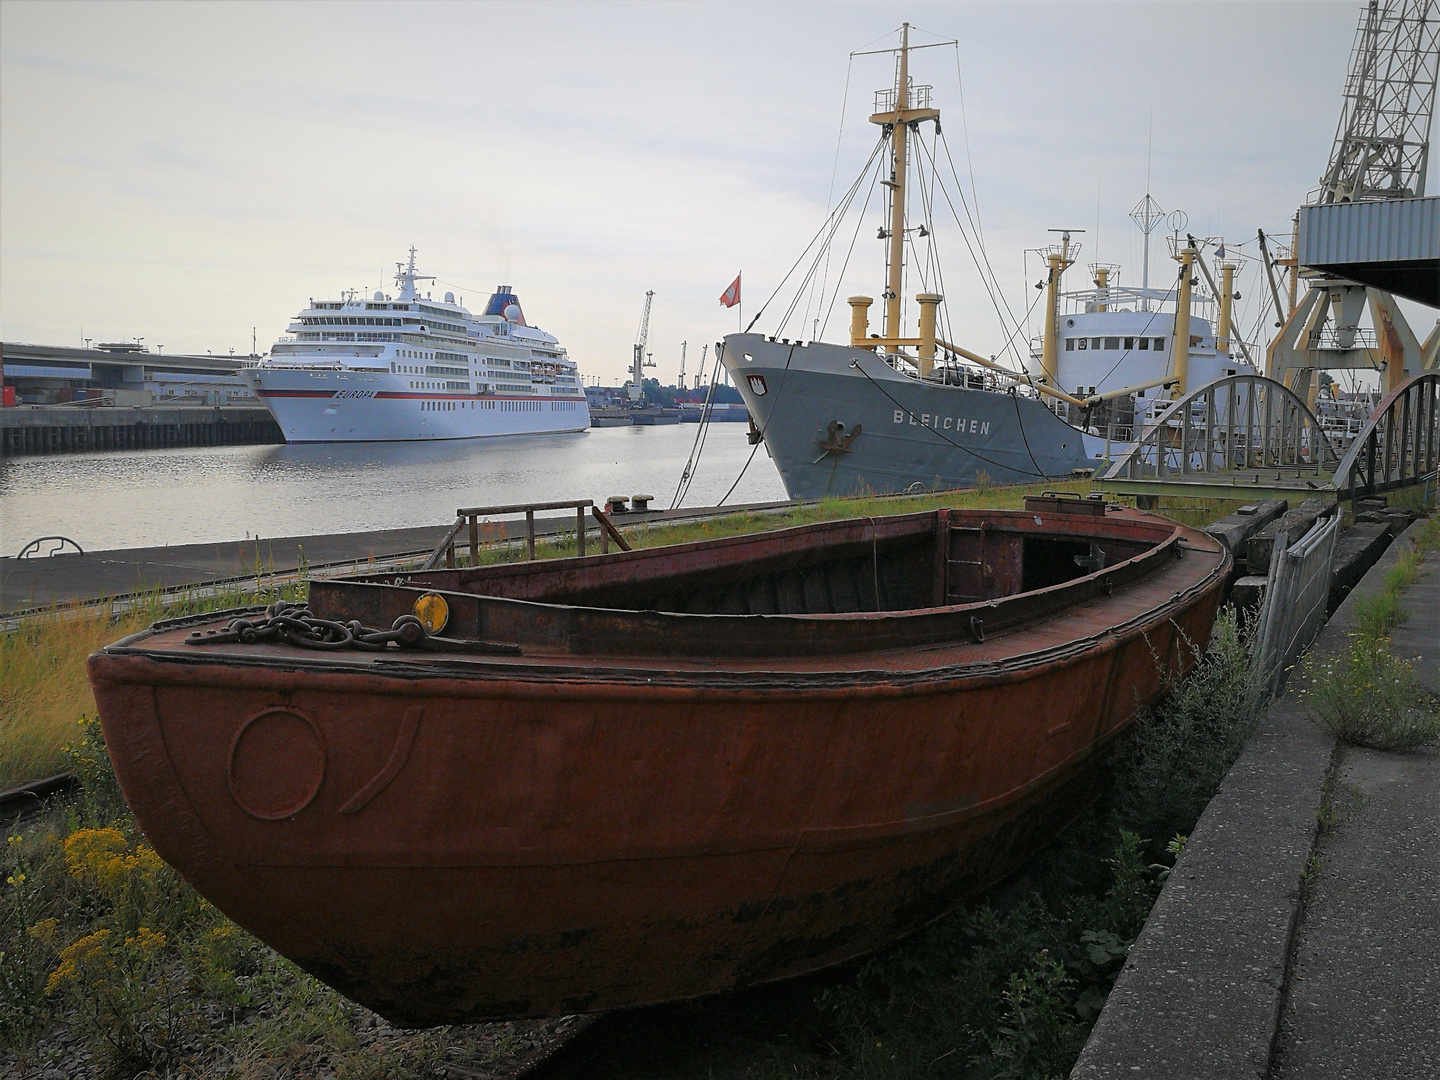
[873,82,933,113]
[1100,374,1340,483]
[1307,326,1377,351]
[422,499,632,571]
[1331,371,1440,500]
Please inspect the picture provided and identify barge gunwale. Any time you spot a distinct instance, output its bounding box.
[339,507,1177,601]
[92,543,1226,695]
[208,508,1210,661]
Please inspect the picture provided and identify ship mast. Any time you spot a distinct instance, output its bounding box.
[845,29,946,376]
[883,24,913,338]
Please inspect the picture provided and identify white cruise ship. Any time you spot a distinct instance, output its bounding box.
[243,249,590,442]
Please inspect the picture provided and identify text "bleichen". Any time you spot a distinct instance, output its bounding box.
[894,410,991,435]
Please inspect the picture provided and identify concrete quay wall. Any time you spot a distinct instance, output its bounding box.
[1071,520,1435,1080]
[0,405,282,456]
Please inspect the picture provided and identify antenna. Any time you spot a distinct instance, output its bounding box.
[1129,194,1165,310]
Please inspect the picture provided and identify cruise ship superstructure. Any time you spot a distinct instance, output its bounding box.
[244,250,590,442]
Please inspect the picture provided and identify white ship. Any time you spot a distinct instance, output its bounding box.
[243,249,590,442]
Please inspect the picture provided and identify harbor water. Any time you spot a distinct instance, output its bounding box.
[0,424,787,553]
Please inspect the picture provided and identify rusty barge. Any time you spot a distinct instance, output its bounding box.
[87,498,1229,1025]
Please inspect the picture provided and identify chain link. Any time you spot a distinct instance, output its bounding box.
[185,601,433,653]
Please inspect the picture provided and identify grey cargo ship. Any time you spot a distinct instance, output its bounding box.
[722,24,1249,500]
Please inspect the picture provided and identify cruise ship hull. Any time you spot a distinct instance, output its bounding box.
[243,368,590,443]
[722,334,1097,499]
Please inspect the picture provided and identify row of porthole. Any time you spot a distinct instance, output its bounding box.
[1065,336,1167,352]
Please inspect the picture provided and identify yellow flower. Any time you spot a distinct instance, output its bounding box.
[46,929,112,995]
[63,828,161,894]
[124,926,167,955]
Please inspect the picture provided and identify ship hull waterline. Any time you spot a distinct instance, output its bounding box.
[87,509,1228,1026]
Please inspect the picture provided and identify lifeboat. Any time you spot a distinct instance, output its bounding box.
[87,498,1228,1026]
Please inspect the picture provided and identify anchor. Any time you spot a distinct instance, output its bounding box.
[818,420,862,457]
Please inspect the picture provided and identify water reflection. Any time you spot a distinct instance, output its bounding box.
[1,425,786,552]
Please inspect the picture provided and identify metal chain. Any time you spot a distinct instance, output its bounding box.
[184,600,428,652]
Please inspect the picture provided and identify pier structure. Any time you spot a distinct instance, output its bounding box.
[0,404,281,456]
[1,341,255,406]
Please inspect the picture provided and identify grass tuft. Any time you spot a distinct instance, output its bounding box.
[1302,515,1440,753]
[1,582,303,791]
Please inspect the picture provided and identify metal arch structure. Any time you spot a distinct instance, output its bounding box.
[1331,370,1440,498]
[1096,375,1342,503]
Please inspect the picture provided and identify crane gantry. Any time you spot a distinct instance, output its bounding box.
[626,290,655,403]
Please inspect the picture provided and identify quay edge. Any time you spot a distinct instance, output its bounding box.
[1,404,282,456]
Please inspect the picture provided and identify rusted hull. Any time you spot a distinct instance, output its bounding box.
[87,508,1228,1025]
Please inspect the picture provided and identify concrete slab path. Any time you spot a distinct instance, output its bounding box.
[1270,537,1439,1080]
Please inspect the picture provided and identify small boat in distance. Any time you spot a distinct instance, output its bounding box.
[88,497,1228,1025]
[244,247,590,442]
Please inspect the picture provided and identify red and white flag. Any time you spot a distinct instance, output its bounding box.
[719,274,741,309]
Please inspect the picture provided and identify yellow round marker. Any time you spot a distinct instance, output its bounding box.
[413,593,449,635]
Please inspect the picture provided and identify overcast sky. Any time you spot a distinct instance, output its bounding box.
[1,1,1423,385]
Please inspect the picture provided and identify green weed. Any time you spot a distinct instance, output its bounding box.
[1304,639,1439,751]
[1302,517,1440,752]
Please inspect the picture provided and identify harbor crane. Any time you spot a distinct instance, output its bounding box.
[1266,0,1439,400]
[677,340,687,389]
[626,290,655,403]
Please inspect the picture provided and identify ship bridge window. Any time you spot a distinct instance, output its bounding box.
[1076,338,1087,350]
[1104,337,1119,350]
[1138,338,1149,350]
[1090,338,1101,349]
[1124,337,1135,349]
[1153,337,1165,349]
[1190,335,1203,347]
[1065,338,1076,351]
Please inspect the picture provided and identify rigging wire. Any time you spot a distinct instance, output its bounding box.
[944,37,987,251]
[805,53,856,339]
[915,135,1028,372]
[747,135,888,337]
[934,130,1024,345]
[775,144,888,338]
[669,341,730,508]
[818,157,887,338]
